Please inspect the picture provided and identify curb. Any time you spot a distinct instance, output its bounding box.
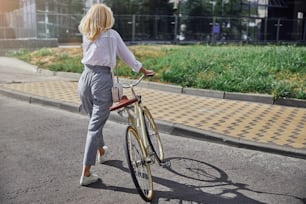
[1,87,305,160]
[155,121,306,160]
[36,68,81,80]
[0,87,80,113]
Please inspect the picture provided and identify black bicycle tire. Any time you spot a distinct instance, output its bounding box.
[143,106,164,163]
[125,126,154,202]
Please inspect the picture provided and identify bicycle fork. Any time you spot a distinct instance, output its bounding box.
[133,104,157,166]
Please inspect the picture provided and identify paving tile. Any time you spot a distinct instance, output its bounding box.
[1,81,306,151]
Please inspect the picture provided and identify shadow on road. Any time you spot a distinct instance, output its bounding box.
[85,160,138,196]
[160,157,306,204]
[85,158,305,204]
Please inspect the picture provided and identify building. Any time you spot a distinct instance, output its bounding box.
[241,0,306,41]
[1,0,306,43]
[267,0,306,41]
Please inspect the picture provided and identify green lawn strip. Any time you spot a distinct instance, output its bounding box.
[7,45,306,100]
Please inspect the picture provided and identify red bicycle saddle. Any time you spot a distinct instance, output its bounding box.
[109,95,138,111]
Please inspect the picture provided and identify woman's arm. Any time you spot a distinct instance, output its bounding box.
[114,31,142,72]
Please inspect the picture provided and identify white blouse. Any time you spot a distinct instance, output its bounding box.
[81,29,142,72]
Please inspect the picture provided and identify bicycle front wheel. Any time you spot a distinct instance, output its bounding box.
[143,106,164,163]
[125,126,154,202]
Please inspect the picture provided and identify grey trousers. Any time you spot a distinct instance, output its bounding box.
[78,65,113,166]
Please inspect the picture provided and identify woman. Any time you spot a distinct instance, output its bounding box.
[78,3,154,186]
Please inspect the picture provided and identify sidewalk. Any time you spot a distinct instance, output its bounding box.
[0,58,305,159]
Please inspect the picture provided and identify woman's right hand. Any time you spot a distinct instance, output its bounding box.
[144,70,155,77]
[140,67,155,77]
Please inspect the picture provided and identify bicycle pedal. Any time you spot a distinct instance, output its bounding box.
[160,160,171,168]
[145,157,154,165]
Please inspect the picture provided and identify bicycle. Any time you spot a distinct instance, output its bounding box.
[109,74,168,202]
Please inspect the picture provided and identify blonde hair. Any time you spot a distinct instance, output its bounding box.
[79,4,114,41]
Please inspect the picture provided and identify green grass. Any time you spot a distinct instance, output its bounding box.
[7,45,306,100]
[33,48,53,57]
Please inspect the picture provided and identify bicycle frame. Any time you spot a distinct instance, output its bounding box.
[125,85,151,155]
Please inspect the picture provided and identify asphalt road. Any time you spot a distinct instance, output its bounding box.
[0,56,79,84]
[0,95,306,204]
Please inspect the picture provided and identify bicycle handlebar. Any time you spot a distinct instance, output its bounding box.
[110,74,153,111]
[122,74,150,88]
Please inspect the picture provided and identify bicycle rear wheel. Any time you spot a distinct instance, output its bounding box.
[125,126,153,202]
[143,106,164,163]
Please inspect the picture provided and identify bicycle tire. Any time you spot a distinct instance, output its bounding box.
[125,126,154,202]
[143,106,164,163]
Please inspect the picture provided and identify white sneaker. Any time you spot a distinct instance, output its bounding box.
[80,173,99,186]
[97,146,109,164]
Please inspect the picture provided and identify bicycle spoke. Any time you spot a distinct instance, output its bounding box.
[125,126,153,202]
